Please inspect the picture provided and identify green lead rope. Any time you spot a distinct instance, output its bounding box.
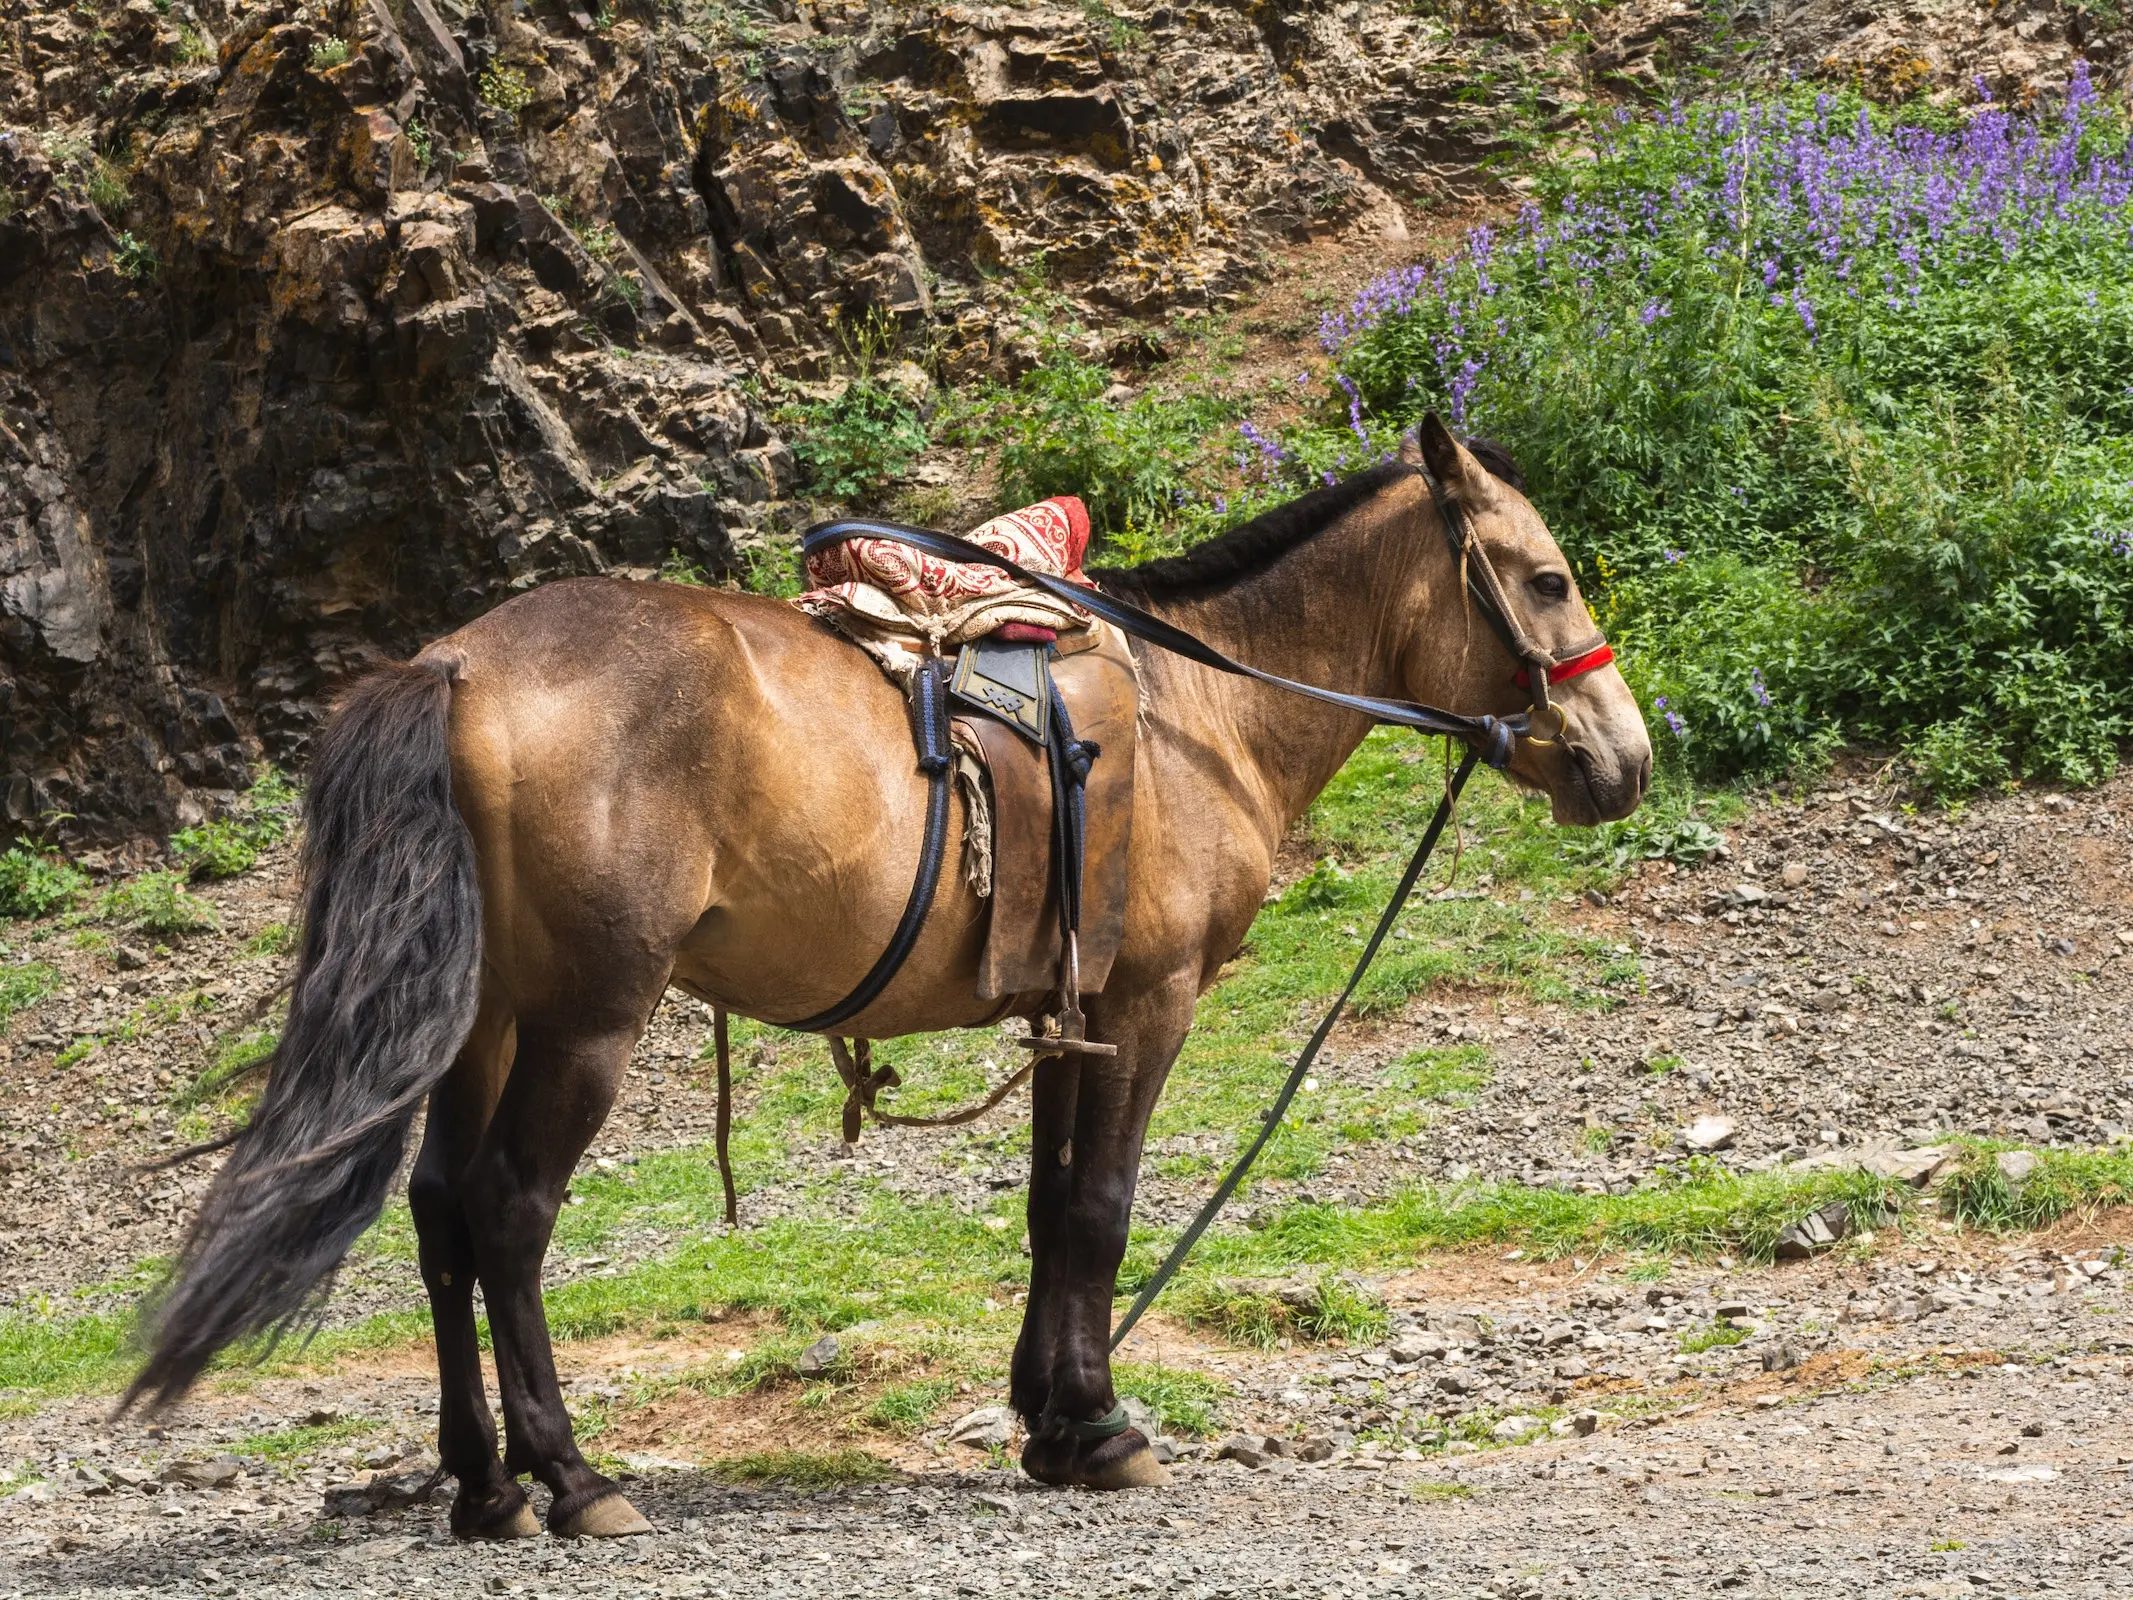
[1109,744,1481,1352]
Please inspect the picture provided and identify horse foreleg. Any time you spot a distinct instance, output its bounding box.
[462,1016,651,1538]
[1011,1054,1080,1424]
[1018,980,1192,1491]
[410,1007,533,1539]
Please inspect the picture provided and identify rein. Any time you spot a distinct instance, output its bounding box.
[790,468,1616,1347]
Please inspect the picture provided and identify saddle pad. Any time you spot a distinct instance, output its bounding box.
[797,497,1096,650]
[954,624,1139,1004]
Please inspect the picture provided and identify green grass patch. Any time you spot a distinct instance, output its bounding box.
[704,1449,898,1491]
[1172,1272,1389,1349]
[1113,1362,1226,1438]
[863,1377,956,1433]
[1936,1142,2133,1231]
[233,1417,382,1462]
[1679,1319,1749,1353]
[1410,1480,1474,1501]
[0,962,58,1027]
[178,1028,277,1110]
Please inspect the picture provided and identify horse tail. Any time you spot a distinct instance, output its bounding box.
[126,657,483,1411]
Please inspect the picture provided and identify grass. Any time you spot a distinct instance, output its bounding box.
[11,1141,2132,1404]
[95,871,216,936]
[704,1449,898,1491]
[1679,1319,1750,1354]
[1113,1362,1227,1438]
[233,1417,382,1462]
[0,963,58,1027]
[863,1377,956,1433]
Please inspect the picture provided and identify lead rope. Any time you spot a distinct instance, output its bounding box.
[1109,743,1481,1351]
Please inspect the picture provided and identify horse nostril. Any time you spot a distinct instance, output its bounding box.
[1638,752,1653,794]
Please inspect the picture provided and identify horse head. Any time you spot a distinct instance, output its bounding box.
[1398,415,1652,826]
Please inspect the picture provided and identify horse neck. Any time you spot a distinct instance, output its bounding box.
[1135,503,1427,849]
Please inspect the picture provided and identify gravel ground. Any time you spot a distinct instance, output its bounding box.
[6,1230,2131,1598]
[3,767,2131,1596]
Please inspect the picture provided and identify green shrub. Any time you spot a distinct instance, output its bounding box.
[479,63,533,113]
[98,871,217,936]
[957,350,1240,558]
[308,37,350,69]
[0,847,88,919]
[171,769,297,880]
[1296,78,2133,792]
[0,964,58,1027]
[112,231,158,280]
[787,379,929,503]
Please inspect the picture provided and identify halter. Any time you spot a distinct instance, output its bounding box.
[1412,462,1615,745]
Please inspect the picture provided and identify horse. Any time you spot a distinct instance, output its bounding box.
[126,418,1651,1538]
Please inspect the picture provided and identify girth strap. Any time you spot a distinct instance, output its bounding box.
[780,655,956,1034]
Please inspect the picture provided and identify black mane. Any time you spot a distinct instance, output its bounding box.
[1090,440,1525,603]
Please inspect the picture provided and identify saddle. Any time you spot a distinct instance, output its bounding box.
[795,495,1140,1034]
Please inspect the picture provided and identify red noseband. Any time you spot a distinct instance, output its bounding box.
[1512,642,1615,689]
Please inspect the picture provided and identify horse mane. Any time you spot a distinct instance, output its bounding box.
[1091,438,1526,603]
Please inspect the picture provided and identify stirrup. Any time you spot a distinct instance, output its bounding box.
[1012,934,1117,1058]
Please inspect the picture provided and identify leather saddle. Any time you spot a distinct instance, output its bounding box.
[951,624,1139,1005]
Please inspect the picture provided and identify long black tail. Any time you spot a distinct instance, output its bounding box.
[126,658,483,1411]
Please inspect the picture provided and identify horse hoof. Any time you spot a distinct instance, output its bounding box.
[452,1484,539,1541]
[1021,1428,1169,1491]
[1077,1434,1170,1491]
[553,1491,653,1539]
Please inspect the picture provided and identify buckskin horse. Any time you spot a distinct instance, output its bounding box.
[127,419,1651,1537]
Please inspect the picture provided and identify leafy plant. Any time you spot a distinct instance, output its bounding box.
[0,846,88,919]
[956,347,1238,555]
[97,871,217,936]
[170,770,297,879]
[478,62,533,113]
[0,964,58,1027]
[307,37,349,69]
[111,231,158,280]
[787,379,929,503]
[1292,75,2133,793]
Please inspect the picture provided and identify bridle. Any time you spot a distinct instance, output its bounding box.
[1412,462,1614,750]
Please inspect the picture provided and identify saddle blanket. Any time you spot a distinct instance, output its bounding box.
[797,496,1096,651]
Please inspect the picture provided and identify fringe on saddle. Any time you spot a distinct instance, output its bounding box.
[706,496,1128,1227]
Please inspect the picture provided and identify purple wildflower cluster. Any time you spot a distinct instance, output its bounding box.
[2098,526,2133,559]
[1653,694,1687,738]
[1318,68,2129,424]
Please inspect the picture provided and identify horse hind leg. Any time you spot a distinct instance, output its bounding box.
[462,1012,655,1538]
[409,1003,537,1539]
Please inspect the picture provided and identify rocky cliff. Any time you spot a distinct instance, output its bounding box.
[0,0,2112,837]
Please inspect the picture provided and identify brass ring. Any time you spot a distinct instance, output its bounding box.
[1524,703,1571,747]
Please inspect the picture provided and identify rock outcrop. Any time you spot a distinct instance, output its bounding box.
[0,0,2117,835]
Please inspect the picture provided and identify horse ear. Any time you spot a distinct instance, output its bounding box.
[1414,412,1494,505]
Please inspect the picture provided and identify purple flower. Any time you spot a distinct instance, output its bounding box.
[1639,298,1670,326]
[1654,695,1688,738]
[1750,667,1771,708]
[1663,548,1684,563]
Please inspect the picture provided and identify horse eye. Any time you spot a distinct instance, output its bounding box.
[1532,572,1571,602]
